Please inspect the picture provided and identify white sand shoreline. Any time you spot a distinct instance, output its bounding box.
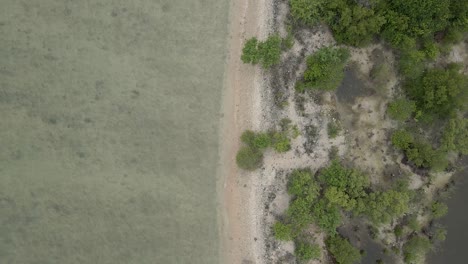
[219,0,274,263]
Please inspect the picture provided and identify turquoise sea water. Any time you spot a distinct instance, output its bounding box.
[0,0,230,263]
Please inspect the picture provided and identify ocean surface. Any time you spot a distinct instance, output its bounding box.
[0,1,230,263]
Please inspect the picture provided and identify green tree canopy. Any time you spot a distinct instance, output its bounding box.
[287,198,314,231]
[405,64,468,118]
[241,38,260,64]
[449,1,468,30]
[298,47,349,91]
[359,190,410,224]
[387,99,416,121]
[287,169,320,202]
[441,118,468,155]
[391,130,447,170]
[324,186,356,211]
[312,200,342,235]
[391,130,414,150]
[384,0,451,38]
[398,49,426,78]
[324,0,385,46]
[319,160,369,199]
[326,235,362,264]
[289,0,326,26]
[403,236,431,264]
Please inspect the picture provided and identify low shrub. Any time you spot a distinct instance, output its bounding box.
[236,146,263,170]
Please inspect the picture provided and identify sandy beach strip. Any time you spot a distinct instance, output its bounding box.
[219,0,272,263]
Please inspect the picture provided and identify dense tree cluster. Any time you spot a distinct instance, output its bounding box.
[266,1,468,262]
[319,160,369,212]
[323,0,386,47]
[358,190,410,224]
[297,47,349,91]
[289,0,326,27]
[287,169,320,202]
[273,160,414,261]
[380,0,451,45]
[289,0,468,48]
[391,130,448,171]
[405,64,468,119]
[386,64,467,173]
[276,161,412,238]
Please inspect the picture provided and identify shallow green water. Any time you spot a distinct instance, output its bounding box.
[0,1,230,263]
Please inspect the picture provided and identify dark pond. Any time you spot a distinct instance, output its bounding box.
[338,219,396,264]
[429,161,468,264]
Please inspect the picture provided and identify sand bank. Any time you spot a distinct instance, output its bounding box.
[219,0,273,263]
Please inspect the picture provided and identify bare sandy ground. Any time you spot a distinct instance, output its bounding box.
[219,0,273,263]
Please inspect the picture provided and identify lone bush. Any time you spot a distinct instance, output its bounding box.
[431,202,448,219]
[236,146,263,170]
[241,38,260,64]
[434,228,447,241]
[327,120,342,138]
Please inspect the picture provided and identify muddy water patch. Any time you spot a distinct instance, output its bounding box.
[336,67,374,104]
